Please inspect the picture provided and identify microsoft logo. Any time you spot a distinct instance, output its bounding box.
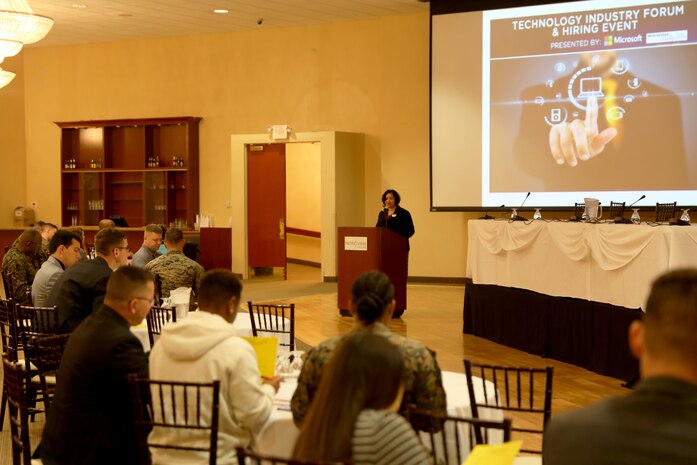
[604,35,614,46]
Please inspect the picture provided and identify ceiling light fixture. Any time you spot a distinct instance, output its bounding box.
[213,9,229,14]
[0,66,15,88]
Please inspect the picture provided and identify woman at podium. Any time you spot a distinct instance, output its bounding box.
[375,189,415,250]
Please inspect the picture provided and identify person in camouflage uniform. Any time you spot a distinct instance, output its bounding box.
[2,228,42,305]
[291,270,447,432]
[145,227,203,299]
[35,222,58,269]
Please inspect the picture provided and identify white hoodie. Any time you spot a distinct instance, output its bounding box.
[148,311,275,464]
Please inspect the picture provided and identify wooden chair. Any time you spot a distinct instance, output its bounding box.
[128,376,220,465]
[573,203,585,221]
[406,408,512,465]
[0,298,18,431]
[464,360,553,455]
[235,447,350,465]
[655,201,677,222]
[247,301,295,351]
[32,333,71,412]
[608,201,625,220]
[146,306,177,348]
[2,358,38,465]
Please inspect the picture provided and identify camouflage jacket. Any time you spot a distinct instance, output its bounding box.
[1,247,36,305]
[145,250,203,298]
[34,239,50,270]
[290,322,447,431]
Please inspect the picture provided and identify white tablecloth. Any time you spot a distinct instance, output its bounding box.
[467,220,697,309]
[131,312,291,352]
[255,370,500,460]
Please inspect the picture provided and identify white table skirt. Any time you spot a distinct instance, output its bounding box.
[131,312,291,352]
[255,370,500,460]
[467,220,697,309]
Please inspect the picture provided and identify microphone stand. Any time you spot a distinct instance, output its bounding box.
[512,193,530,221]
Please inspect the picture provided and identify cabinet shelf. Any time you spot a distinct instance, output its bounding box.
[57,117,200,227]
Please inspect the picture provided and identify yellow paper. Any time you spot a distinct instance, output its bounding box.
[463,440,522,465]
[242,336,278,378]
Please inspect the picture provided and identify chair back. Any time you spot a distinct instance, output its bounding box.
[655,201,677,222]
[608,201,625,219]
[573,202,585,221]
[464,360,553,455]
[128,376,220,465]
[406,408,512,465]
[146,306,177,348]
[2,358,33,465]
[15,305,60,362]
[247,301,295,351]
[32,333,71,412]
[235,447,350,465]
[0,298,18,362]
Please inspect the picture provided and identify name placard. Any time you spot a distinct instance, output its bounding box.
[344,236,368,251]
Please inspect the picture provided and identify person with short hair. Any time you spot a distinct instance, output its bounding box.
[145,227,203,298]
[32,230,82,307]
[98,218,115,230]
[291,270,446,431]
[543,269,697,465]
[41,266,154,465]
[46,228,131,332]
[35,222,58,267]
[1,228,42,305]
[67,226,87,260]
[293,332,429,465]
[148,269,282,463]
[131,224,163,268]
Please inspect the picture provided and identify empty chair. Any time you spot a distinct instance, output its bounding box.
[236,447,350,465]
[145,305,177,348]
[608,201,625,220]
[32,333,71,412]
[655,201,677,222]
[128,376,220,465]
[464,360,553,455]
[573,203,585,221]
[2,358,39,465]
[247,301,295,351]
[1,298,18,431]
[406,408,512,465]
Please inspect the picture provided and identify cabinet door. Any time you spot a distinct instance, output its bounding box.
[79,172,104,226]
[145,171,167,225]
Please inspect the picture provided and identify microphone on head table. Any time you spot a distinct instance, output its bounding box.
[479,204,504,220]
[615,194,645,223]
[628,194,646,208]
[511,192,530,221]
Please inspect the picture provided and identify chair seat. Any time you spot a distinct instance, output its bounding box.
[31,375,56,385]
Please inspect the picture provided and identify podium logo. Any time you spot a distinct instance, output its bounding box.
[344,236,368,251]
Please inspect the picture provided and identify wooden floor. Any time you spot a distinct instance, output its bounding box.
[0,264,629,463]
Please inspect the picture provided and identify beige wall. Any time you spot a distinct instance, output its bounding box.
[0,54,27,227]
[11,12,477,278]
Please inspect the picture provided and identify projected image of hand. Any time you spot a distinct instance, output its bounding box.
[549,96,617,167]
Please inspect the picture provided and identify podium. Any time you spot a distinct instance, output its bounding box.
[337,227,407,317]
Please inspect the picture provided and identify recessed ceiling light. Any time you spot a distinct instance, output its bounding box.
[213,9,229,14]
[72,3,88,8]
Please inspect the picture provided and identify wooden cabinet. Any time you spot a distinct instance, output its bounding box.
[56,117,200,228]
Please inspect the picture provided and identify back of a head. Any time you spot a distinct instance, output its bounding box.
[19,228,40,243]
[644,269,697,366]
[106,266,154,301]
[351,270,395,324]
[98,218,116,230]
[95,228,126,255]
[197,269,242,311]
[49,230,81,255]
[293,332,404,462]
[165,227,184,245]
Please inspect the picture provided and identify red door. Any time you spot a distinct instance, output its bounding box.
[247,143,286,276]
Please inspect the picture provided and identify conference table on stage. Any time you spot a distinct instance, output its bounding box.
[464,219,697,379]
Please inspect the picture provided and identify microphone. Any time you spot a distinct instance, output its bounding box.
[628,194,645,208]
[615,194,645,224]
[511,192,530,221]
[479,204,504,220]
[382,207,389,224]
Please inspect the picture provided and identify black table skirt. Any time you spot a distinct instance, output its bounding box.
[463,280,641,382]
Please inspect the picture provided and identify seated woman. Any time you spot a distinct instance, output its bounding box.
[292,332,429,465]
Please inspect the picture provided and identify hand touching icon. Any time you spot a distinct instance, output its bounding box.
[549,95,617,167]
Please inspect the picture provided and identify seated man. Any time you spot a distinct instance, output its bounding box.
[1,228,42,305]
[46,228,130,333]
[41,266,154,465]
[148,269,281,462]
[32,230,82,307]
[36,222,58,267]
[131,224,163,268]
[145,227,203,298]
[543,269,697,465]
[291,270,447,431]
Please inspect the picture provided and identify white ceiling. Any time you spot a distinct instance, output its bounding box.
[24,0,429,48]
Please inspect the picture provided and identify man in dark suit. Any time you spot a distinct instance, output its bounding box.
[543,269,697,465]
[46,227,131,333]
[41,266,155,465]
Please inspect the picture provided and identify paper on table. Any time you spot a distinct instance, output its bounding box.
[463,440,522,465]
[242,336,278,378]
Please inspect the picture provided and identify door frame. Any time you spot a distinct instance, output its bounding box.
[231,131,365,280]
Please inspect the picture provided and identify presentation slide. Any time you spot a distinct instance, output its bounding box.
[431,0,697,210]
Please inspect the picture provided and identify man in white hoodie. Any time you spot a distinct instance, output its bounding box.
[148,269,282,463]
